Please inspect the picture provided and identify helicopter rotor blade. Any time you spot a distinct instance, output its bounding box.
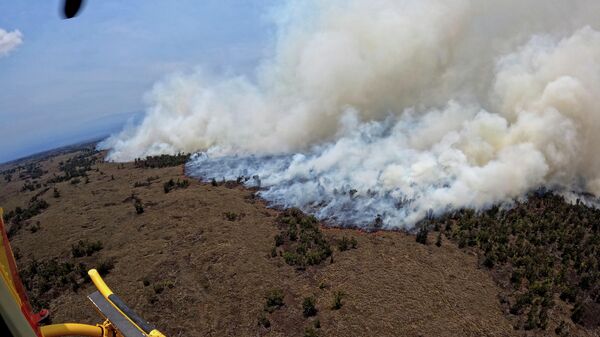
[63,0,84,19]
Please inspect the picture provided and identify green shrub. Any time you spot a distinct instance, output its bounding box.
[302,296,317,317]
[274,234,284,247]
[97,258,115,276]
[29,221,41,233]
[134,200,144,214]
[304,327,319,337]
[264,289,284,312]
[224,212,238,221]
[416,227,428,245]
[257,313,270,328]
[331,291,344,310]
[71,240,103,258]
[337,236,358,251]
[274,209,332,269]
[435,231,442,247]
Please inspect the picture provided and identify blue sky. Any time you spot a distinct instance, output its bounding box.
[0,0,275,163]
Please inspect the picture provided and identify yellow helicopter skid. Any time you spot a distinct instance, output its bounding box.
[40,323,104,337]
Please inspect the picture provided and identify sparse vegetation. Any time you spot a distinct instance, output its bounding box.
[47,150,97,184]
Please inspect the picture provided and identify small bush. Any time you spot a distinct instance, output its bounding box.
[435,231,442,247]
[164,179,175,193]
[71,240,103,258]
[53,188,60,198]
[97,258,115,276]
[331,291,344,310]
[163,178,190,193]
[134,181,151,188]
[257,313,270,328]
[29,221,41,233]
[134,200,144,214]
[337,236,358,251]
[153,283,165,294]
[302,296,318,317]
[70,178,81,185]
[416,227,428,245]
[274,234,284,247]
[224,212,238,221]
[304,327,319,337]
[264,289,284,312]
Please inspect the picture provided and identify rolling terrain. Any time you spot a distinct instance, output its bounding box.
[1,144,597,337]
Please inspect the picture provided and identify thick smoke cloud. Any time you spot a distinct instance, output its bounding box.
[104,0,600,228]
[0,28,23,57]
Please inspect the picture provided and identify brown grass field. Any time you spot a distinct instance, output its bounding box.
[1,144,597,337]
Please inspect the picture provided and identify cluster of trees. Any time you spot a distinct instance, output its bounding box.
[273,208,333,269]
[47,151,97,184]
[18,163,45,180]
[21,180,42,192]
[134,153,190,169]
[2,162,47,183]
[437,192,600,330]
[3,198,49,237]
[2,167,16,182]
[19,256,114,311]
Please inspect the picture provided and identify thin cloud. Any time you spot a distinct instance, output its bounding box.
[0,28,23,57]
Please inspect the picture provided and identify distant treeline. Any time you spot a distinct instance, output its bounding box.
[134,153,190,169]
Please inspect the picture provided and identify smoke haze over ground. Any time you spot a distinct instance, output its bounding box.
[103,0,600,228]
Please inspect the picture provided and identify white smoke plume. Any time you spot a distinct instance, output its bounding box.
[0,28,23,57]
[103,0,600,228]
